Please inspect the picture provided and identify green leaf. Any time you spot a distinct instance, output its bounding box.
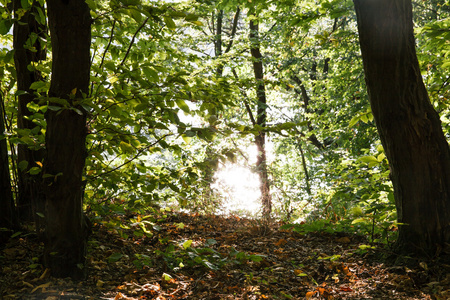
[184,130,196,137]
[181,134,192,144]
[108,252,123,263]
[163,16,176,30]
[359,156,379,164]
[47,106,62,111]
[29,264,40,269]
[29,81,48,91]
[18,160,29,171]
[377,153,386,162]
[175,99,190,113]
[28,167,41,175]
[11,231,22,238]
[349,115,360,127]
[360,114,368,123]
[85,0,97,9]
[0,19,13,35]
[206,239,217,246]
[182,239,193,249]
[119,141,134,153]
[249,254,264,262]
[142,66,159,81]
[189,20,204,26]
[442,60,450,69]
[21,0,31,9]
[130,8,142,23]
[352,218,368,224]
[48,97,70,107]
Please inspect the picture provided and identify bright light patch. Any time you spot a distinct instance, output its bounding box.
[212,146,262,216]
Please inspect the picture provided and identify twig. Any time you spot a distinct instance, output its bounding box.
[120,17,149,66]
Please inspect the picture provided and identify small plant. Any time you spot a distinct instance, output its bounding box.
[155,238,265,271]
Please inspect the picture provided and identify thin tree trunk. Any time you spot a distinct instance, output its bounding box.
[13,0,46,226]
[298,141,311,195]
[353,0,450,255]
[215,9,223,76]
[43,0,91,279]
[250,16,272,218]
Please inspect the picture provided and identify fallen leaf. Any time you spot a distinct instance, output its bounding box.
[340,286,353,292]
[306,291,317,299]
[336,237,351,244]
[274,239,288,247]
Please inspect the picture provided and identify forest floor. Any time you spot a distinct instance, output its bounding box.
[1,210,450,300]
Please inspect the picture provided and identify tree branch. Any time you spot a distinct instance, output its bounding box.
[120,17,149,66]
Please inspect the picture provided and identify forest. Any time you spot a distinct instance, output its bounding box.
[0,0,449,299]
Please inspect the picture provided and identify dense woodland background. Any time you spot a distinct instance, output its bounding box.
[0,0,450,298]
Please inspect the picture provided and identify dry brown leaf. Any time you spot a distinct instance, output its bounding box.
[335,237,351,244]
[274,239,288,247]
[306,291,317,299]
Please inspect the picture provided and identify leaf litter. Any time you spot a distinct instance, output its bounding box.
[1,211,449,299]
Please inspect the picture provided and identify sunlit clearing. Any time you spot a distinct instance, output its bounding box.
[212,146,261,217]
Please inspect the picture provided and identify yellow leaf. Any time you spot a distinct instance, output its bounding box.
[35,161,43,167]
[71,88,77,95]
[162,273,172,281]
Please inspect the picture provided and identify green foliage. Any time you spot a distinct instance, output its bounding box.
[154,239,225,271]
[154,237,265,271]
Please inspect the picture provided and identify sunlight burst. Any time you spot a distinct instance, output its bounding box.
[212,146,262,217]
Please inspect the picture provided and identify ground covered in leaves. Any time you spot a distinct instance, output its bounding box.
[1,211,450,299]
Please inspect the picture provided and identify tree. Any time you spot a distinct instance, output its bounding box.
[353,0,450,255]
[42,0,91,279]
[249,13,272,218]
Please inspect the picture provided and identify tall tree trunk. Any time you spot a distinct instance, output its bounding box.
[250,16,272,218]
[0,92,17,232]
[43,0,91,279]
[13,0,46,228]
[353,0,450,256]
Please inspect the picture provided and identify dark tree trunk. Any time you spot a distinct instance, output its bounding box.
[0,92,17,232]
[43,0,91,279]
[215,9,224,76]
[13,0,47,227]
[353,0,450,256]
[250,17,272,218]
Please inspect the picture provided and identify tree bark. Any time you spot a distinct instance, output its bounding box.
[43,0,91,279]
[13,0,47,227]
[250,16,272,218]
[353,0,450,255]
